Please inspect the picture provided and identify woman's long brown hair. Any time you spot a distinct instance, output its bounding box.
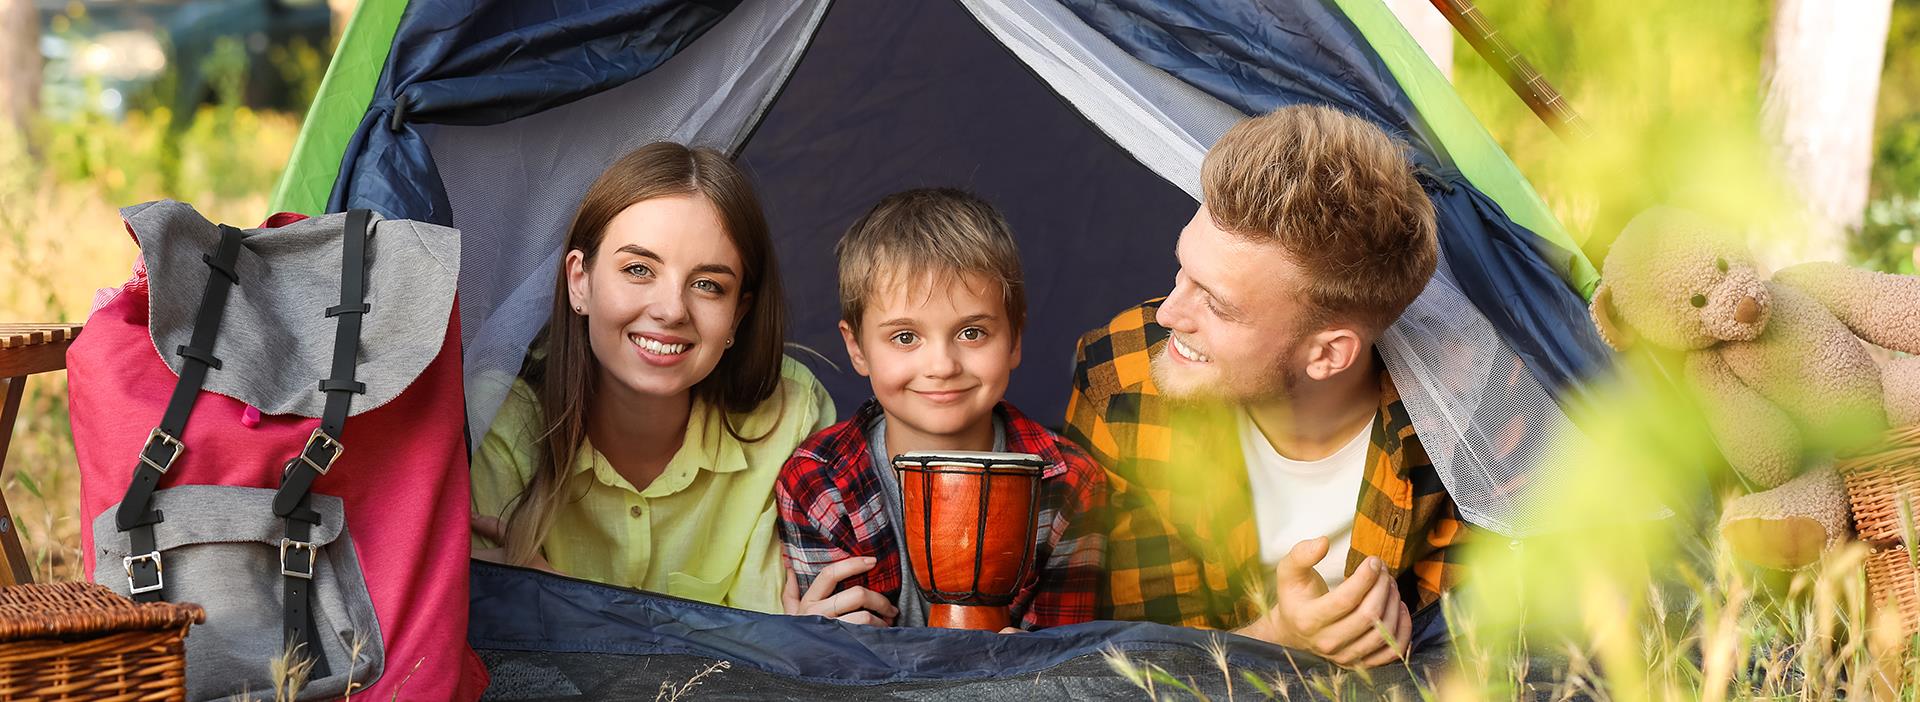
[502,142,789,566]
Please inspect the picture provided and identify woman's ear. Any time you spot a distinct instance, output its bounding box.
[565,249,591,314]
[1590,282,1636,352]
[839,320,871,377]
[734,291,754,331]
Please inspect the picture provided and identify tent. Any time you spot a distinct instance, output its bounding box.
[269,0,1607,438]
[265,0,1609,695]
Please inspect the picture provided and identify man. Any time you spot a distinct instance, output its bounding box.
[1065,104,1466,669]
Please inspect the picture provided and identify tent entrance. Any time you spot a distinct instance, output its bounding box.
[739,0,1197,420]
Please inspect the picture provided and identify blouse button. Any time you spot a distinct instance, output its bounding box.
[629,505,643,518]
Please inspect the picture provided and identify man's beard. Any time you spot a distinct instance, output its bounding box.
[1149,342,1303,406]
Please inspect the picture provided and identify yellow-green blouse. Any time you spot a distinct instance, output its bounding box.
[471,357,834,612]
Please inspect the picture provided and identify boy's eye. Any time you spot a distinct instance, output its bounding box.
[958,327,986,341]
[890,331,919,346]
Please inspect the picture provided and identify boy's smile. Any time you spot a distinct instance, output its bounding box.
[842,270,1022,454]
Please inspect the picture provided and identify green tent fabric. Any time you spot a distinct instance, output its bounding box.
[267,0,408,218]
[1332,0,1598,296]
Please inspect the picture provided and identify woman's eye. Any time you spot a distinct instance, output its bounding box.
[958,327,985,341]
[624,263,653,278]
[890,331,919,346]
[692,279,723,294]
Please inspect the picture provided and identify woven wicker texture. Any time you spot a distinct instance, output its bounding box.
[1840,424,1920,634]
[1863,547,1920,634]
[0,581,203,701]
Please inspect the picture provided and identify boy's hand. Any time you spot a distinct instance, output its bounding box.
[470,514,555,573]
[782,557,899,627]
[1233,537,1411,669]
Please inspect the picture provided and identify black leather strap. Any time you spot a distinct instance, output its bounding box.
[275,209,370,673]
[115,224,246,602]
[273,209,369,517]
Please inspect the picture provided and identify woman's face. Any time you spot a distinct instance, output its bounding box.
[566,194,749,404]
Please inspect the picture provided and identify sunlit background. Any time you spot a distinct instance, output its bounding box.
[1,0,1916,697]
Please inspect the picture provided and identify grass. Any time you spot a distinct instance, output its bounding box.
[0,102,300,583]
[1105,535,1920,701]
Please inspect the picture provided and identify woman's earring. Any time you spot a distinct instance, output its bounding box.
[574,305,584,315]
[725,337,734,348]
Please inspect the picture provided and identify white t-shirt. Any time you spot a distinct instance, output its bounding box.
[1239,410,1372,587]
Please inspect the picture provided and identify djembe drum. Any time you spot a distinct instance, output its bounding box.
[893,451,1048,630]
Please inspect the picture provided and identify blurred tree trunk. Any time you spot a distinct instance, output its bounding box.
[0,0,40,144]
[330,0,359,49]
[1387,0,1455,80]
[1763,0,1892,263]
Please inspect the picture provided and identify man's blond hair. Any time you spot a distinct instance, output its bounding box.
[837,188,1026,335]
[1202,104,1437,334]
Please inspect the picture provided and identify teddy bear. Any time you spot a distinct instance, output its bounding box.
[1589,206,1920,570]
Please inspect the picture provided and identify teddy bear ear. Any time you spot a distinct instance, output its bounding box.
[1590,282,1636,352]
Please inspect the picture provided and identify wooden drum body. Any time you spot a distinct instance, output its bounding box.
[893,451,1047,631]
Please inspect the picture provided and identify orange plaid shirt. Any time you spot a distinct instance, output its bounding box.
[1064,300,1470,629]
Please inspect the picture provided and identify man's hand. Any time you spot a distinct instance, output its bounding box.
[1234,537,1412,669]
[470,514,555,573]
[782,557,899,627]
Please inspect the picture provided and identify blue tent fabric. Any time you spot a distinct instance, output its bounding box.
[467,561,1476,698]
[327,0,737,224]
[1059,0,1610,394]
[470,562,1321,683]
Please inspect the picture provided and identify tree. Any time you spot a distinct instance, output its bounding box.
[1762,0,1894,263]
[0,0,39,143]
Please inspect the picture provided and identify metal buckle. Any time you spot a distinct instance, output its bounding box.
[138,428,185,474]
[297,428,344,476]
[280,538,317,579]
[124,551,164,594]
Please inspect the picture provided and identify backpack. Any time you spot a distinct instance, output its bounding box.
[71,201,487,700]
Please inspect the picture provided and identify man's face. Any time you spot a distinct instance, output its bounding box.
[1151,205,1313,403]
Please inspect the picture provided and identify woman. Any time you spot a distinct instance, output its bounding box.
[470,142,833,613]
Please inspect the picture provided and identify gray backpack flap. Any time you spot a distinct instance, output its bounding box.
[92,485,384,700]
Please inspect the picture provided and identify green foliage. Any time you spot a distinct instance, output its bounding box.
[1859,0,1920,274]
[1449,0,1790,263]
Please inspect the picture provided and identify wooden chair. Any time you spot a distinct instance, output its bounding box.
[0,323,83,586]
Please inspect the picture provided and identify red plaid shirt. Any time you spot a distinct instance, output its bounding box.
[776,399,1107,630]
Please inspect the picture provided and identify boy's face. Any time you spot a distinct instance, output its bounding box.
[841,270,1021,450]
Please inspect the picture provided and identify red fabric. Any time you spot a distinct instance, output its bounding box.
[71,213,487,700]
[776,399,1107,630]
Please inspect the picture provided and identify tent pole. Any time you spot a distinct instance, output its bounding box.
[1427,0,1592,140]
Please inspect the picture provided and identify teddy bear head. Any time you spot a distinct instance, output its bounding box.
[1590,207,1772,352]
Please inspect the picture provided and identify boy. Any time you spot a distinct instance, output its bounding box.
[776,188,1106,630]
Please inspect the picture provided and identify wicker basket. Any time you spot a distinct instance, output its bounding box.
[0,581,205,701]
[1839,424,1920,634]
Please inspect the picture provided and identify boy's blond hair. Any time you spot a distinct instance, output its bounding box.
[1202,104,1437,335]
[836,188,1027,335]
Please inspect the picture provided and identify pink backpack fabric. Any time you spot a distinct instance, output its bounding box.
[72,203,487,700]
